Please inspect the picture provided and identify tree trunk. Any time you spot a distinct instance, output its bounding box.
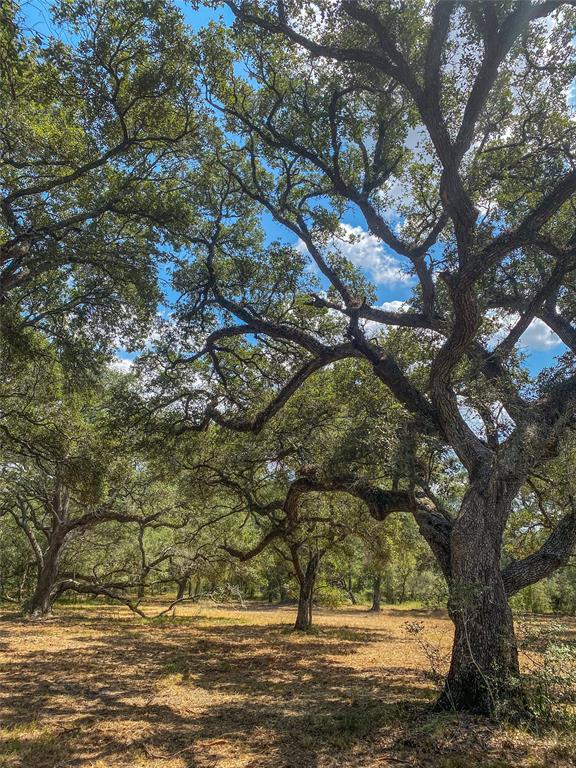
[347,574,357,604]
[176,578,187,601]
[25,536,66,618]
[294,555,319,631]
[399,572,409,603]
[267,576,275,603]
[18,562,31,603]
[437,489,523,716]
[369,574,382,612]
[295,584,314,630]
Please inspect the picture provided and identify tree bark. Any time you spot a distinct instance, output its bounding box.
[347,574,357,604]
[294,554,319,631]
[369,573,382,612]
[25,534,66,618]
[437,489,523,716]
[18,562,31,603]
[176,578,187,601]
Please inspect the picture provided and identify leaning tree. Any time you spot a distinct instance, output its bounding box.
[147,0,576,715]
[0,359,195,617]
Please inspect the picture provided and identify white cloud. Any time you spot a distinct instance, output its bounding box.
[379,300,407,313]
[361,300,409,338]
[297,223,412,286]
[519,318,563,351]
[109,356,133,374]
[488,312,563,352]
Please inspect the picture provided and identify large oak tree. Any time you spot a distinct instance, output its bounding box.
[151,0,576,714]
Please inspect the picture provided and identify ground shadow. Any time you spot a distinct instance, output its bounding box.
[0,606,574,768]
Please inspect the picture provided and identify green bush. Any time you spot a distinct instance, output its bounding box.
[517,619,576,726]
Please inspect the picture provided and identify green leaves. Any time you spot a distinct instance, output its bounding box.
[0,0,203,357]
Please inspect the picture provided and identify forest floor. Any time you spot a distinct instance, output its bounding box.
[0,602,575,768]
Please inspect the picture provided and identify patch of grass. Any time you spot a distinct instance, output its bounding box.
[145,614,200,626]
[197,613,250,624]
[1,603,575,768]
[412,711,460,738]
[318,626,380,642]
[162,657,189,675]
[333,699,405,734]
[390,601,424,611]
[0,723,65,767]
[147,612,250,627]
[439,761,514,768]
[301,699,407,750]
[279,625,373,641]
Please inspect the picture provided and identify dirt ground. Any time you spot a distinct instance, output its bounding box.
[0,602,574,768]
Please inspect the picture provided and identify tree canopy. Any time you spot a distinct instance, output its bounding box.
[0,0,201,356]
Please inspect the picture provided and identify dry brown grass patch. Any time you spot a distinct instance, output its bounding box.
[0,602,574,767]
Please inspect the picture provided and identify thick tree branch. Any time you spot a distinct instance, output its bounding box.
[221,528,282,561]
[502,510,576,595]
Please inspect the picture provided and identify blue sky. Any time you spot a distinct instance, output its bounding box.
[18,1,568,375]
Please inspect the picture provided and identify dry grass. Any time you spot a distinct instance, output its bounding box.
[0,601,574,768]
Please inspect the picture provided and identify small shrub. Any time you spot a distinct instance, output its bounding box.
[315,584,347,609]
[517,619,576,726]
[403,620,450,690]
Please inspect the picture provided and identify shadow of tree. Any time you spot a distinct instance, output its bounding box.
[0,611,428,767]
[0,607,574,768]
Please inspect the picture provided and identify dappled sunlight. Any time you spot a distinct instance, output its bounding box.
[0,604,574,767]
